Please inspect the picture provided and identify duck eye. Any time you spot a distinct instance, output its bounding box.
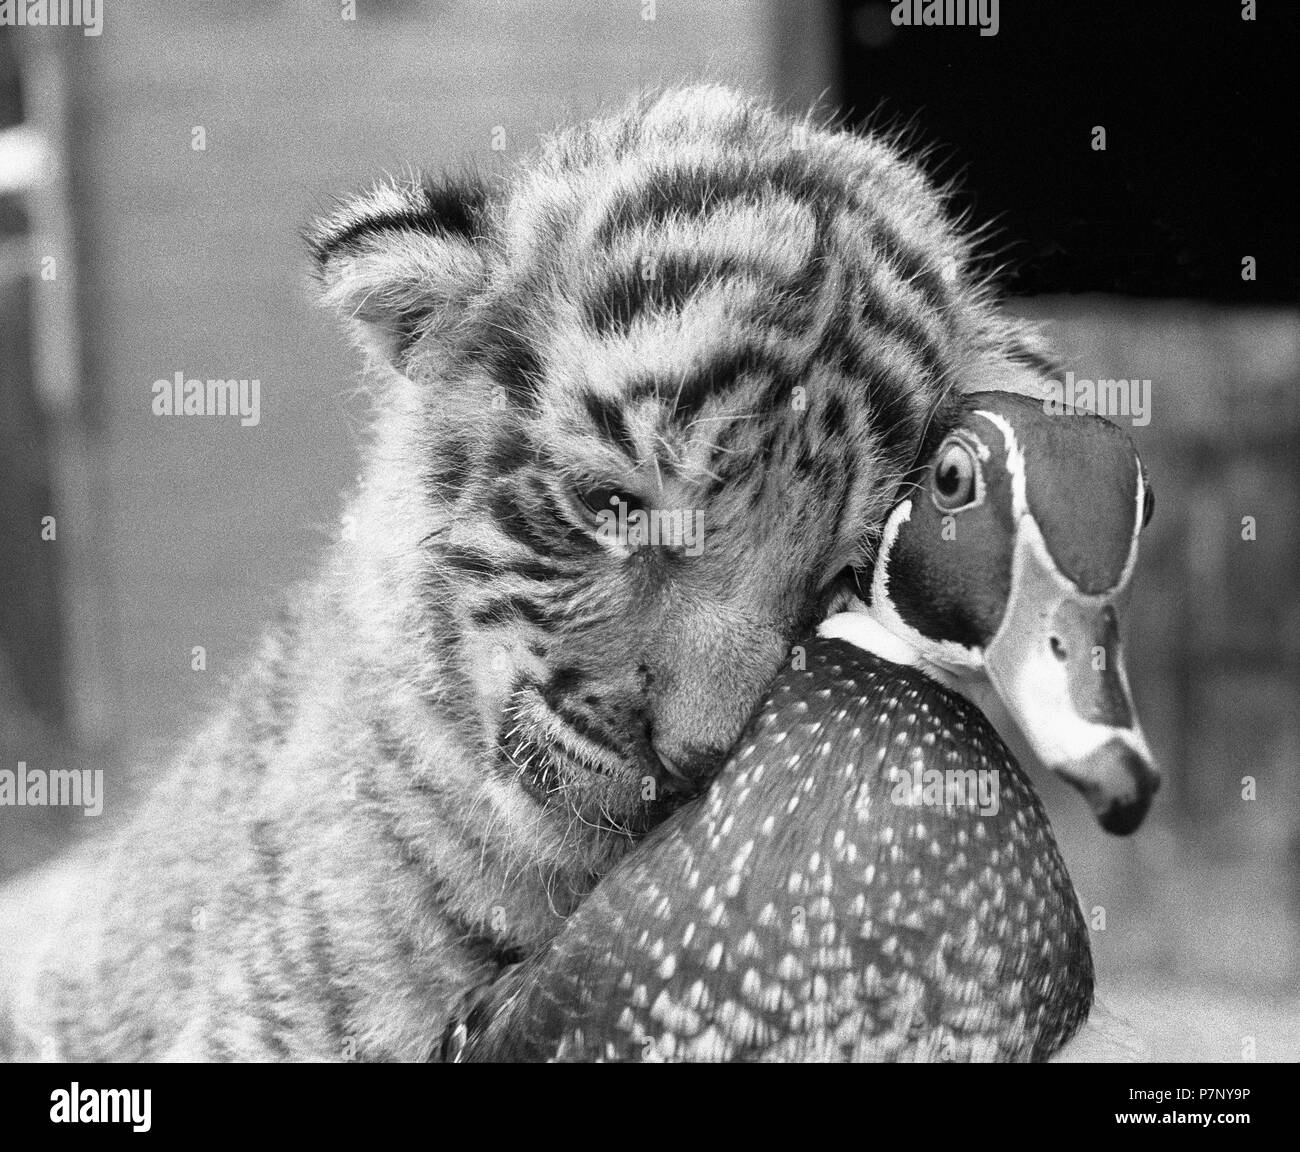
[931,439,980,512]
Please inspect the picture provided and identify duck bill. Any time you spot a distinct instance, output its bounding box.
[982,528,1160,835]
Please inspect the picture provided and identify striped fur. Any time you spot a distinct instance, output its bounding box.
[8,86,1054,1061]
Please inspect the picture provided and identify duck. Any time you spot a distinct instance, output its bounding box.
[451,390,1159,1062]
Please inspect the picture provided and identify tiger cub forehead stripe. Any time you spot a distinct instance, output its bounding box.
[580,392,640,461]
[581,198,820,337]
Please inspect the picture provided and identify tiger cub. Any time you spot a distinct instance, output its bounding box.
[6,85,1052,1061]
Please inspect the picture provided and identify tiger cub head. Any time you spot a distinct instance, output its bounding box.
[308,86,1047,862]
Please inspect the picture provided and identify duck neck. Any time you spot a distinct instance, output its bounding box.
[818,609,996,716]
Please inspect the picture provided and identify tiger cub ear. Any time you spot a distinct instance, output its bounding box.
[306,173,489,366]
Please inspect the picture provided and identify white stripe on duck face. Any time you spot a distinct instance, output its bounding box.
[816,492,986,685]
[973,406,1146,597]
[972,409,1028,523]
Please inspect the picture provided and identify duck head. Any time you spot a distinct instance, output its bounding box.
[823,390,1159,834]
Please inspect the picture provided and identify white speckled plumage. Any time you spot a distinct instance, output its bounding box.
[460,640,1092,1062]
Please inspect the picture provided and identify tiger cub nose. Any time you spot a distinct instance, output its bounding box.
[651,740,729,792]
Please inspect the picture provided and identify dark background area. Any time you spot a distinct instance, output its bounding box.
[838,0,1298,300]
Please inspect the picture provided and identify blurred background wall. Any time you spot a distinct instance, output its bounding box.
[0,0,1295,1059]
